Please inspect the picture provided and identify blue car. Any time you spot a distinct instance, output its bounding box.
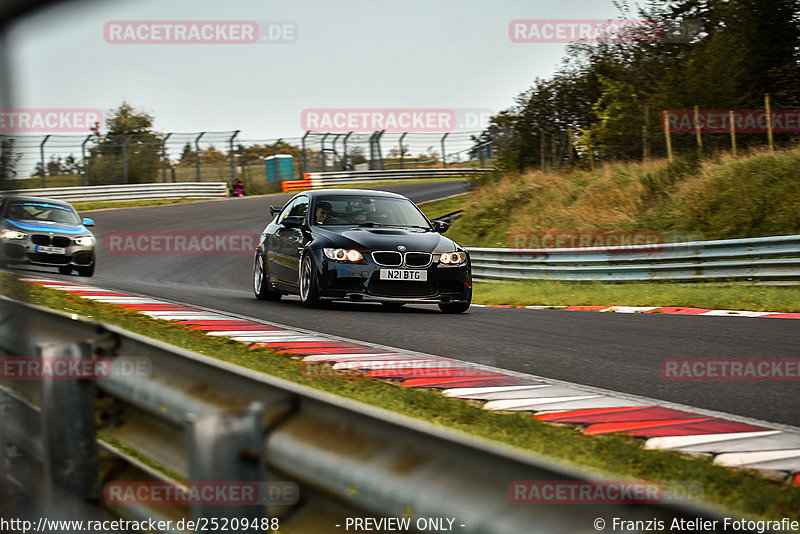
[0,195,96,276]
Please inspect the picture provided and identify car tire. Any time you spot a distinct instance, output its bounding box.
[299,253,321,308]
[59,265,72,275]
[253,252,282,301]
[438,302,470,314]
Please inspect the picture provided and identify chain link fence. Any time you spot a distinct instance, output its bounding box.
[1,129,493,195]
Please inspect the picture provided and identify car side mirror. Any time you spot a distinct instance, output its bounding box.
[82,218,95,227]
[269,205,281,217]
[432,220,449,233]
[281,215,306,229]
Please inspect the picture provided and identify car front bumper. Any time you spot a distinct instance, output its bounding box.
[1,235,95,268]
[313,251,472,304]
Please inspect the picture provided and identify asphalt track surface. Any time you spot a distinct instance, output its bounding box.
[11,181,800,427]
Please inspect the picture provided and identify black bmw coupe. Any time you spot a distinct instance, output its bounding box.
[253,189,472,313]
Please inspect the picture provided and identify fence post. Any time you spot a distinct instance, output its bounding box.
[195,132,206,182]
[694,105,703,153]
[229,130,240,183]
[39,135,50,187]
[643,103,650,161]
[122,135,132,184]
[81,134,92,186]
[399,132,407,169]
[301,131,310,175]
[664,112,674,163]
[320,133,329,171]
[343,131,352,171]
[38,342,98,504]
[161,132,172,183]
[765,93,774,151]
[729,111,737,157]
[540,130,546,171]
[440,132,448,169]
[272,138,282,181]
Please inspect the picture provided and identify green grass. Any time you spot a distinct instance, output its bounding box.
[1,272,799,520]
[473,280,800,312]
[417,193,468,219]
[72,198,213,211]
[447,146,800,248]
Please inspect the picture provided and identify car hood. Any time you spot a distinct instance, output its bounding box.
[316,226,458,252]
[4,218,90,235]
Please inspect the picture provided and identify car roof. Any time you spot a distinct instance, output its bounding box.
[1,195,76,209]
[304,189,407,199]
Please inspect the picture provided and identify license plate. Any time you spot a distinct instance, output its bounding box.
[380,269,427,281]
[36,246,66,254]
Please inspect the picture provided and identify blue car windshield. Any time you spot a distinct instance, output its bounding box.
[5,201,81,225]
[314,196,431,229]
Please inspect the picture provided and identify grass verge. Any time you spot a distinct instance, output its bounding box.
[473,280,800,313]
[72,198,212,212]
[417,194,468,219]
[1,272,798,519]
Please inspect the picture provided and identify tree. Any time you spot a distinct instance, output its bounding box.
[86,102,162,184]
[0,138,23,182]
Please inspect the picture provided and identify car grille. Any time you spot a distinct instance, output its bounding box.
[26,253,71,265]
[32,234,50,245]
[52,236,71,247]
[405,252,432,267]
[330,277,364,291]
[372,251,402,266]
[369,278,435,297]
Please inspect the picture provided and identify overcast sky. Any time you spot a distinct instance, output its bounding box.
[4,0,626,142]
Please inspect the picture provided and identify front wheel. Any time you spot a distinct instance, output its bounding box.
[299,254,321,308]
[438,301,470,314]
[254,252,282,301]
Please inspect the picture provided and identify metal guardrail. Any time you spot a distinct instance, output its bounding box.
[3,182,229,203]
[282,168,491,191]
[0,296,717,533]
[468,235,800,281]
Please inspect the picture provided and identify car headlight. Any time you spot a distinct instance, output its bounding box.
[439,251,467,265]
[323,248,364,263]
[0,229,26,240]
[74,236,95,246]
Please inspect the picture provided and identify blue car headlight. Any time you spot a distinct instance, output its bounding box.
[1,229,26,240]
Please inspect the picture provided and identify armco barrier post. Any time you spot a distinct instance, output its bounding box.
[186,403,268,528]
[38,341,99,504]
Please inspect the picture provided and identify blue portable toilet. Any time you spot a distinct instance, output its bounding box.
[265,155,293,181]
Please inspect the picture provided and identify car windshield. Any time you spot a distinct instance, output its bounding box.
[4,201,81,225]
[314,196,431,229]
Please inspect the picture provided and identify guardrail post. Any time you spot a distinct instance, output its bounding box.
[38,341,99,503]
[186,402,267,529]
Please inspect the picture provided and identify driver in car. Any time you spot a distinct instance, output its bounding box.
[315,201,332,224]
